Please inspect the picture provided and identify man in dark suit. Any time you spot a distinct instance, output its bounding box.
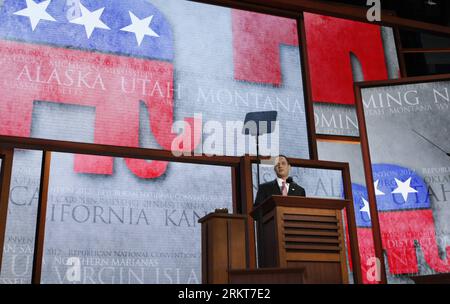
[254,155,305,205]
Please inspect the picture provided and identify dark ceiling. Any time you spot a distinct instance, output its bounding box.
[324,0,450,26]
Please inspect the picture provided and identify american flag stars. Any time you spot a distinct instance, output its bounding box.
[13,0,160,46]
[120,12,160,46]
[69,2,110,38]
[13,0,56,31]
[359,177,419,219]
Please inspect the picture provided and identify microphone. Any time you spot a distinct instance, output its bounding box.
[286,177,293,183]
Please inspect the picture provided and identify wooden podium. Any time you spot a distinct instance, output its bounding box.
[198,212,248,284]
[251,196,350,283]
[199,196,360,284]
[199,212,307,284]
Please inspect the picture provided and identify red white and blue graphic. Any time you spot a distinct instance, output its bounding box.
[0,0,174,60]
[0,0,201,179]
[351,164,450,283]
[0,0,311,284]
[0,0,431,285]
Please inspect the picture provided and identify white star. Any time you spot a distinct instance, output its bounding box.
[374,180,385,196]
[120,11,159,46]
[69,2,110,38]
[360,198,371,220]
[14,0,56,31]
[392,177,418,202]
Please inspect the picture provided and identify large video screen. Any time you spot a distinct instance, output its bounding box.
[307,12,400,137]
[359,79,450,283]
[0,0,309,283]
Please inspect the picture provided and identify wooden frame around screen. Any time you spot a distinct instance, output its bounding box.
[192,0,450,35]
[0,148,13,275]
[354,73,450,284]
[0,136,362,283]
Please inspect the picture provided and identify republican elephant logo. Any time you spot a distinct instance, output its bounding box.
[0,0,201,178]
[349,164,450,283]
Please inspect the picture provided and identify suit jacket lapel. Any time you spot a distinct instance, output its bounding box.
[272,179,282,195]
[288,182,297,195]
[288,184,293,195]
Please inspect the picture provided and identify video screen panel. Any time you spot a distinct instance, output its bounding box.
[307,12,400,137]
[360,79,450,283]
[0,0,309,283]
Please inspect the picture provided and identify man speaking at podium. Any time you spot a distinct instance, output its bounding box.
[254,155,306,206]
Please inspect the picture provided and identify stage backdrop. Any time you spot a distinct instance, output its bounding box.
[0,0,399,284]
[0,0,314,284]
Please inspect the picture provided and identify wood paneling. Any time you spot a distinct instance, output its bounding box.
[298,14,318,160]
[316,134,361,144]
[411,273,450,284]
[229,267,306,284]
[341,162,362,283]
[193,0,450,35]
[199,213,247,283]
[355,73,450,88]
[239,156,257,269]
[0,135,240,167]
[401,48,450,54]
[354,81,387,284]
[32,151,52,284]
[287,261,342,284]
[253,196,354,283]
[0,148,13,274]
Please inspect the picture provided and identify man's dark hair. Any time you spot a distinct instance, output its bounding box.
[275,155,290,165]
